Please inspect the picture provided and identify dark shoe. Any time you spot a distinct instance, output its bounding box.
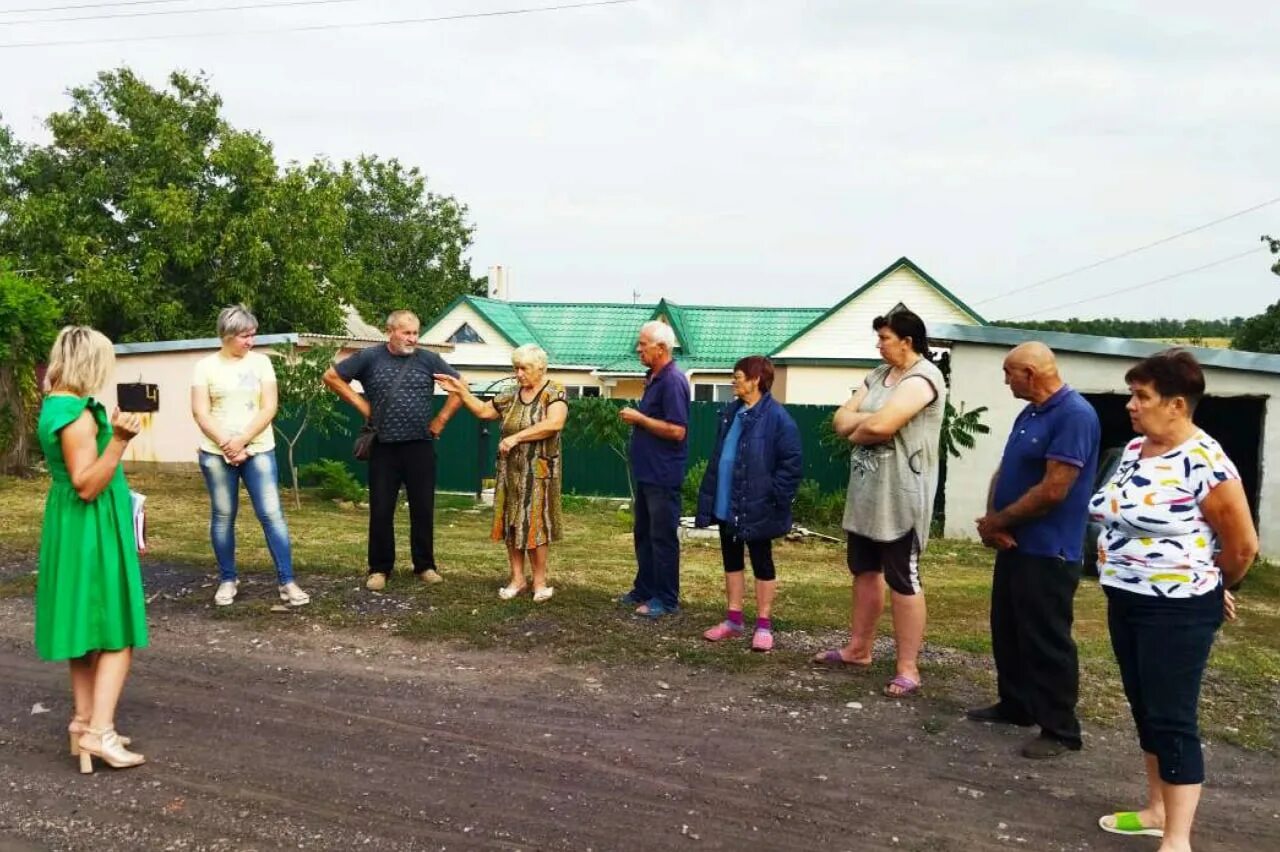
[1021,735,1080,759]
[616,591,644,607]
[966,703,1034,727]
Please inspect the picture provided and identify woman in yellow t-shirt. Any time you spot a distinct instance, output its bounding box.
[190,305,309,608]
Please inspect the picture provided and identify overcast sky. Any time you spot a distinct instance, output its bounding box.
[2,0,1278,321]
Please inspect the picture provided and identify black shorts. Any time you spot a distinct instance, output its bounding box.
[846,530,921,596]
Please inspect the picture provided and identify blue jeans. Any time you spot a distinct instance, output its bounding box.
[1106,585,1223,785]
[198,450,294,584]
[631,482,681,609]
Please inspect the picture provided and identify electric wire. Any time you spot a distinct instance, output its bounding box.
[976,195,1280,306]
[0,0,636,48]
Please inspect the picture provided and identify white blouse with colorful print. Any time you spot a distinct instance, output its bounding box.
[1089,431,1239,598]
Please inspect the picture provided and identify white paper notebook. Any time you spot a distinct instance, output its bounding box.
[130,490,147,554]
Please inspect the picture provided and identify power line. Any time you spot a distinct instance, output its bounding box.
[0,0,199,13]
[1,0,367,26]
[975,194,1280,307]
[1003,246,1264,320]
[0,0,636,47]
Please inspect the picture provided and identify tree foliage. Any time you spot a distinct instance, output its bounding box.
[0,68,481,343]
[341,156,485,325]
[999,316,1244,339]
[1263,234,1280,276]
[566,396,633,501]
[1230,236,1280,354]
[271,343,346,508]
[0,265,61,475]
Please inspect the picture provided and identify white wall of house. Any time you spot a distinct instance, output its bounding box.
[774,365,873,405]
[773,265,978,360]
[944,342,1280,558]
[424,303,517,368]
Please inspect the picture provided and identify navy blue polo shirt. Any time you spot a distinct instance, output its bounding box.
[628,360,690,488]
[992,385,1100,562]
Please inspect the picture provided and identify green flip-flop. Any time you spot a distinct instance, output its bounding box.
[1098,812,1163,837]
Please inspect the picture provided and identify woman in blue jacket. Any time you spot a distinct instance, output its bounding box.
[695,356,803,651]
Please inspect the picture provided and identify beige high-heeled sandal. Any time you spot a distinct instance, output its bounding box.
[77,727,145,774]
[68,718,130,756]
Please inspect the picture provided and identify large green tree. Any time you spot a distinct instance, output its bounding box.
[1231,236,1280,354]
[0,264,61,475]
[341,155,485,325]
[0,69,353,341]
[0,68,483,343]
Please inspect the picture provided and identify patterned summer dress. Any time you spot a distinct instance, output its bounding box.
[490,381,568,549]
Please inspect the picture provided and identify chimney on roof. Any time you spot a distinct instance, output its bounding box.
[488,265,509,301]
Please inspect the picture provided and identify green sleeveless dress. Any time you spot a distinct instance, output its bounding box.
[35,395,148,661]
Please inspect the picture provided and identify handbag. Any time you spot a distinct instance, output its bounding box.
[353,354,415,461]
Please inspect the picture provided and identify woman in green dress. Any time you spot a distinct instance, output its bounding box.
[37,326,148,774]
[434,344,568,602]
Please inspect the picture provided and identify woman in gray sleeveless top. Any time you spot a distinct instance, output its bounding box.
[812,309,944,699]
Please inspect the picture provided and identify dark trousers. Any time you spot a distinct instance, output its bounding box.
[991,550,1083,746]
[1106,585,1223,785]
[718,524,776,581]
[631,482,681,609]
[368,439,437,576]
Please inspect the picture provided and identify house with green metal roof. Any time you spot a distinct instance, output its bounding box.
[421,257,985,403]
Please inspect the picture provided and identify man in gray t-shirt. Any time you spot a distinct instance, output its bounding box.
[323,310,462,591]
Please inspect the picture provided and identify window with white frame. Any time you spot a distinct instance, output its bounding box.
[563,385,602,399]
[693,383,734,403]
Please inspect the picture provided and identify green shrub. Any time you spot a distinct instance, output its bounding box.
[791,478,845,529]
[682,459,708,515]
[297,459,366,502]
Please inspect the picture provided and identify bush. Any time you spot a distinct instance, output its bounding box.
[297,459,366,502]
[791,478,845,529]
[682,459,708,516]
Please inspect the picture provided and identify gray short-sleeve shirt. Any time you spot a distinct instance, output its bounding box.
[335,346,460,443]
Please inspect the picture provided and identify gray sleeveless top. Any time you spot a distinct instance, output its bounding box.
[842,357,946,550]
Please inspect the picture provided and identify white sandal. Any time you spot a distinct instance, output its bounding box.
[498,584,526,600]
[533,587,555,603]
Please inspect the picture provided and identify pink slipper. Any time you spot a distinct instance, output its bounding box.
[703,621,744,642]
[883,674,921,697]
[811,649,871,668]
[751,629,774,652]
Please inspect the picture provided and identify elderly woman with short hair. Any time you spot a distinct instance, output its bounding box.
[1090,349,1257,850]
[435,344,568,601]
[190,305,308,608]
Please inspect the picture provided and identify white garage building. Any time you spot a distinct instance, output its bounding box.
[932,323,1280,558]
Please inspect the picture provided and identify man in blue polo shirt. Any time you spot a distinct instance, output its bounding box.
[971,342,1100,759]
[618,320,690,618]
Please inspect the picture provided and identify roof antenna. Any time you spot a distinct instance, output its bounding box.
[632,288,641,305]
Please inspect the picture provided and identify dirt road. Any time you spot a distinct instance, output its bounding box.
[1,577,1276,851]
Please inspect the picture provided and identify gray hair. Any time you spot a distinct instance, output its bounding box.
[511,343,549,372]
[639,320,676,351]
[386,309,420,330]
[216,304,258,340]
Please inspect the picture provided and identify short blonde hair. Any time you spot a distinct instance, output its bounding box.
[45,326,115,396]
[216,304,258,340]
[511,344,548,372]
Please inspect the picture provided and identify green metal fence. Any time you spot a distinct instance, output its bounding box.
[285,400,847,497]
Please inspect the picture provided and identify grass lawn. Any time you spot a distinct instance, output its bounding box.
[2,469,1277,750]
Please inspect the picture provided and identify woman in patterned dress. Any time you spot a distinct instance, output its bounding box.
[435,344,568,602]
[1089,350,1257,850]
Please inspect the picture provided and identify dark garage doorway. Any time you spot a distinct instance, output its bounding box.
[1082,393,1266,522]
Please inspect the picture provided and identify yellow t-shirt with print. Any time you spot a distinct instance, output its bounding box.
[192,350,277,455]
